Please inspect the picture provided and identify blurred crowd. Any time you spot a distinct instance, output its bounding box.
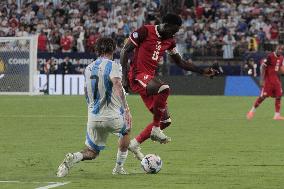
[0,0,283,57]
[0,0,284,76]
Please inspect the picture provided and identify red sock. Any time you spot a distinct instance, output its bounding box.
[135,123,154,144]
[275,98,281,113]
[152,89,169,127]
[253,97,265,108]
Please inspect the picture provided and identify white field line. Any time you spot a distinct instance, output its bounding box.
[0,181,70,189]
[35,182,70,189]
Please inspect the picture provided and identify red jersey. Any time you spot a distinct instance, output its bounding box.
[129,25,176,77]
[262,52,284,84]
[60,36,72,51]
[38,33,47,51]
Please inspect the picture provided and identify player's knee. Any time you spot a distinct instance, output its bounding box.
[160,118,171,129]
[158,84,170,95]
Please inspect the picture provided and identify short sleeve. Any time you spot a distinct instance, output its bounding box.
[109,62,122,79]
[129,26,148,46]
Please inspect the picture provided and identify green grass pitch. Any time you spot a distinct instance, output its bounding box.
[1,95,284,189]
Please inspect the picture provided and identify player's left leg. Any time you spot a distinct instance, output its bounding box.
[160,106,171,130]
[113,133,130,175]
[146,78,171,143]
[272,85,284,120]
[112,118,131,174]
[273,96,284,120]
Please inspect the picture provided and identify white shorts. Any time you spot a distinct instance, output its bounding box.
[85,117,128,152]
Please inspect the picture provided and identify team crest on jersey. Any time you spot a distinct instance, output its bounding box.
[133,32,138,39]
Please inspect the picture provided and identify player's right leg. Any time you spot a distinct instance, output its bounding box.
[56,148,98,177]
[113,133,130,175]
[273,86,284,120]
[247,88,268,120]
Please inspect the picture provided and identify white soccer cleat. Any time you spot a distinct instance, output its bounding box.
[150,126,171,144]
[56,153,76,177]
[128,139,144,161]
[112,166,129,175]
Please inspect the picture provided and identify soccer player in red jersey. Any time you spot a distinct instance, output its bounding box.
[247,44,284,120]
[120,14,220,160]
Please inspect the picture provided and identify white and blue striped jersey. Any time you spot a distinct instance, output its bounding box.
[84,57,123,121]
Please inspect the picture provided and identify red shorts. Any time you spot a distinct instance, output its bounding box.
[260,83,282,97]
[129,72,155,110]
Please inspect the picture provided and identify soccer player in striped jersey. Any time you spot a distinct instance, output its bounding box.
[56,37,132,177]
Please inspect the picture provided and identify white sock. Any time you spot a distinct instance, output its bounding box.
[73,152,83,163]
[275,112,280,117]
[131,138,140,147]
[250,107,256,113]
[115,150,128,168]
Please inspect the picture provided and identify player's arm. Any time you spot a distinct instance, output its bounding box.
[260,59,268,87]
[169,52,219,77]
[110,63,132,129]
[112,77,129,110]
[111,77,132,128]
[120,39,136,90]
[120,26,148,90]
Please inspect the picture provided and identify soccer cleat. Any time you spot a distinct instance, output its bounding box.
[56,153,76,177]
[150,126,171,144]
[128,140,144,161]
[246,111,255,120]
[112,166,128,175]
[273,115,284,120]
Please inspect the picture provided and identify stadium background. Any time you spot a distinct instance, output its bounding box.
[1,0,284,95]
[1,1,284,189]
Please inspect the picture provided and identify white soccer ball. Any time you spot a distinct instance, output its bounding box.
[141,154,162,174]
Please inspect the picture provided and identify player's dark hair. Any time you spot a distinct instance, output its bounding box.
[162,13,182,26]
[95,37,116,56]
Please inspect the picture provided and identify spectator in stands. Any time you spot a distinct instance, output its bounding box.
[60,31,73,53]
[244,58,258,77]
[222,31,236,59]
[270,21,279,45]
[44,57,58,74]
[38,30,48,52]
[76,28,85,52]
[74,59,85,74]
[61,57,73,74]
[86,30,98,53]
[2,0,282,60]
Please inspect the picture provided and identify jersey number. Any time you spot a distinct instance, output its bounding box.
[90,75,99,100]
[152,41,161,61]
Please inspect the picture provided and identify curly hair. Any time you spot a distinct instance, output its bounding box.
[95,37,116,56]
[162,13,182,26]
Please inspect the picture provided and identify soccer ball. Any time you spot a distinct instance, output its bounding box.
[141,154,162,174]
